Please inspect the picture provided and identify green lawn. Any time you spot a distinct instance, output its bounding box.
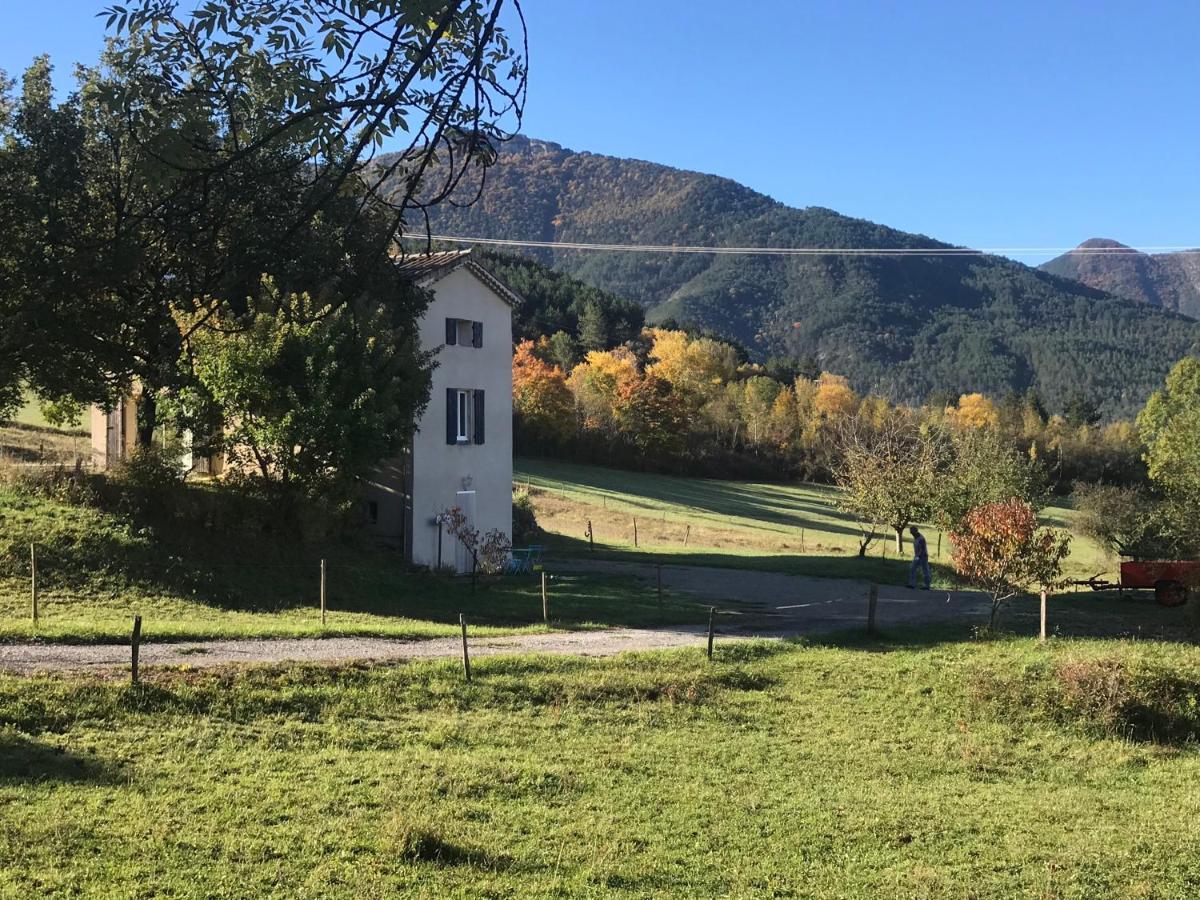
[516,457,1112,585]
[3,634,1200,896]
[0,484,704,643]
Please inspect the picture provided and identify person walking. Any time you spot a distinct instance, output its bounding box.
[907,525,931,590]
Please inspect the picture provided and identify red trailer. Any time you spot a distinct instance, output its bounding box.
[1076,560,1200,606]
[1120,561,1199,606]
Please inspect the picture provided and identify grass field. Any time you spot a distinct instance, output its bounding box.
[0,482,704,644]
[516,457,1112,586]
[3,634,1200,896]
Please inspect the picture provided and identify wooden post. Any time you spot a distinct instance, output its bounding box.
[936,532,942,560]
[684,525,691,547]
[320,559,327,626]
[633,518,638,548]
[1039,589,1047,642]
[707,606,716,660]
[867,584,878,636]
[541,571,549,624]
[800,528,805,553]
[586,520,594,551]
[459,613,472,683]
[131,615,142,685]
[30,543,38,625]
[656,564,663,606]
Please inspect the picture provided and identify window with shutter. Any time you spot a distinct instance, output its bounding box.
[445,388,457,444]
[445,318,457,345]
[473,390,485,445]
[471,321,483,348]
[457,391,470,442]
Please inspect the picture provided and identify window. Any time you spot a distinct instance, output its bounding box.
[446,388,486,445]
[445,317,483,348]
[456,390,470,443]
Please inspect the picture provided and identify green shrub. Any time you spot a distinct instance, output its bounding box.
[512,488,540,545]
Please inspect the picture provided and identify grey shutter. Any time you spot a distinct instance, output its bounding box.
[471,321,483,348]
[473,390,485,445]
[446,389,457,444]
[445,318,457,345]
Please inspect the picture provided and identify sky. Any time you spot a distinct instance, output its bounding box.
[3,0,1198,265]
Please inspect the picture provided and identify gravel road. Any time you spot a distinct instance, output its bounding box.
[0,561,990,675]
[0,627,717,675]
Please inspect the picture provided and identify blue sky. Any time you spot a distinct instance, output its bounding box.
[3,1,1198,264]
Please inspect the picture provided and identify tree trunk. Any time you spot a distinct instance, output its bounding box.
[136,393,157,448]
[895,526,905,554]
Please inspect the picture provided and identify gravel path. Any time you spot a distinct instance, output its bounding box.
[0,627,717,676]
[0,562,990,675]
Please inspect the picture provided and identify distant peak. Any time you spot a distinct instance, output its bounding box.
[1077,237,1134,251]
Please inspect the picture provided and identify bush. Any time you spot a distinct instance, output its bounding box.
[970,655,1200,745]
[512,489,540,545]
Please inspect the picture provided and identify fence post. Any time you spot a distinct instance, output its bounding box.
[320,559,327,626]
[1039,590,1047,642]
[541,571,549,624]
[867,584,878,636]
[633,518,638,548]
[800,528,805,553]
[459,613,472,683]
[30,543,38,626]
[131,615,142,686]
[656,564,663,607]
[936,532,942,560]
[707,606,716,660]
[684,525,691,547]
[586,520,594,552]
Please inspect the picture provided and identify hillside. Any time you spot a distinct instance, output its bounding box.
[387,137,1200,417]
[1040,238,1200,318]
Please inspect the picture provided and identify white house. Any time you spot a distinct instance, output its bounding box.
[89,249,518,573]
[364,250,517,570]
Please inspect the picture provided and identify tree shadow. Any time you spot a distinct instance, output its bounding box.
[0,732,118,785]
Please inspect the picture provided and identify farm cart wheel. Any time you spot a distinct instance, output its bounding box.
[1154,579,1188,607]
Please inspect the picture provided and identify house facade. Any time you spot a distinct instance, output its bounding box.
[89,250,517,573]
[364,251,517,570]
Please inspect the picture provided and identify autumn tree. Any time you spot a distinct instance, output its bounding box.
[512,340,575,444]
[833,415,944,555]
[613,374,687,456]
[946,393,1000,429]
[567,348,639,431]
[951,499,1071,627]
[812,373,859,423]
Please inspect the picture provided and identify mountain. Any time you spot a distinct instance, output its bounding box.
[1040,239,1200,318]
[385,137,1200,418]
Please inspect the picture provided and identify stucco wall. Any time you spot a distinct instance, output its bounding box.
[409,266,514,570]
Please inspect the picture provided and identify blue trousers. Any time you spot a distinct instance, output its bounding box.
[908,556,931,589]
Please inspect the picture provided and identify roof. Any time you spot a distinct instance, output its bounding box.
[392,248,522,308]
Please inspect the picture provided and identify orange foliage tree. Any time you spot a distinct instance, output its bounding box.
[613,373,687,455]
[951,498,1071,626]
[512,340,575,443]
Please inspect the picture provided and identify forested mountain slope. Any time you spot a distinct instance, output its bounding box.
[1040,238,1200,318]
[384,137,1200,417]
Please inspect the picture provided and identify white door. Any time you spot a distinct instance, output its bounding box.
[454,490,477,574]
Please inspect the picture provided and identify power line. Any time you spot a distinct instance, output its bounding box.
[400,233,1200,257]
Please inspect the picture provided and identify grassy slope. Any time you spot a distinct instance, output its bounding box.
[0,484,704,643]
[516,457,1111,586]
[3,636,1200,897]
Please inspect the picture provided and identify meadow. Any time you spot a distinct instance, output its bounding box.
[4,633,1200,897]
[515,457,1112,586]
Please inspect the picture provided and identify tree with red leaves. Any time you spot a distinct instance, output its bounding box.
[951,498,1071,627]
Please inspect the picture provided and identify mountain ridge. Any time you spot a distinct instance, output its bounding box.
[385,137,1200,418]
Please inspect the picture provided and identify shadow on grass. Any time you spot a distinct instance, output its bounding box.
[542,532,957,586]
[0,732,117,784]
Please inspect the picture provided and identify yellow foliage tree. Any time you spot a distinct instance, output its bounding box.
[812,373,859,422]
[947,393,1000,429]
[567,348,639,430]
